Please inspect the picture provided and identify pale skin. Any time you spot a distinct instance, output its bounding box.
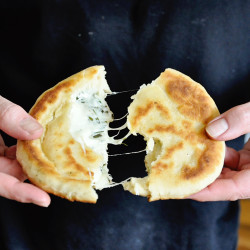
[190,102,250,201]
[0,95,249,206]
[0,96,51,207]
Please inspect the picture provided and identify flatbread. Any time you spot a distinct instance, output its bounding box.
[17,66,115,203]
[123,68,225,201]
[17,66,225,203]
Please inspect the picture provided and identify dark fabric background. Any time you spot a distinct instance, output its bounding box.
[0,1,249,249]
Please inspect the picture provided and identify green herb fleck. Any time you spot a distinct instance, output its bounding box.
[93,134,102,138]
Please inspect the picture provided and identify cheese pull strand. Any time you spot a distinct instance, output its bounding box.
[109,149,146,157]
[109,131,131,145]
[113,113,128,121]
[108,123,127,130]
[107,89,138,96]
[94,177,133,189]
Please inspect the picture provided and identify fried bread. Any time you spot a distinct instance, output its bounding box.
[17,66,115,203]
[123,69,225,201]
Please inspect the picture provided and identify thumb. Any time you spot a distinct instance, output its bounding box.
[206,102,250,141]
[0,96,43,140]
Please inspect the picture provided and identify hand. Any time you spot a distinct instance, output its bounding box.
[0,96,51,207]
[190,102,250,201]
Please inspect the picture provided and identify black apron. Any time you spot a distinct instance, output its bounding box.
[1,1,249,249]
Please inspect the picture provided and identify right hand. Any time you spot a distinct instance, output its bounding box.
[0,96,51,207]
[189,102,250,201]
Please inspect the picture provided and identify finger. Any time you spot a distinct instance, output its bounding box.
[206,102,250,141]
[0,134,6,156]
[238,149,250,171]
[5,145,17,160]
[223,142,250,171]
[0,172,51,207]
[0,96,43,140]
[0,134,5,146]
[189,170,250,201]
[188,179,238,201]
[224,147,240,170]
[0,157,27,181]
[218,168,237,179]
[0,145,5,157]
[244,138,250,151]
[188,181,234,201]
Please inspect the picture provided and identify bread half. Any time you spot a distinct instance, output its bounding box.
[17,66,115,203]
[123,68,225,201]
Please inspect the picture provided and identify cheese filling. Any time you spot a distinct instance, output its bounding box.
[69,88,154,191]
[69,88,131,189]
[69,89,113,157]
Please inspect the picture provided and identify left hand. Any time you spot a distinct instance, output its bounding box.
[0,96,50,206]
[189,102,250,201]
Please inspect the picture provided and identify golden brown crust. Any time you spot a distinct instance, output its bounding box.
[162,70,214,123]
[16,66,110,203]
[130,102,170,128]
[125,68,225,200]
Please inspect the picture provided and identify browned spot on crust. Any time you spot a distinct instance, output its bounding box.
[131,101,170,128]
[30,79,75,118]
[63,147,91,177]
[147,124,177,134]
[152,161,170,174]
[84,67,98,79]
[88,171,94,177]
[181,140,219,180]
[182,120,192,129]
[22,141,56,174]
[184,132,198,142]
[67,139,97,163]
[163,71,214,123]
[155,102,169,119]
[131,102,153,128]
[181,164,201,179]
[162,142,183,160]
[79,148,97,163]
[69,139,75,145]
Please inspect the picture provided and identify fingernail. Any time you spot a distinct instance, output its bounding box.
[206,118,228,138]
[35,199,50,207]
[20,118,42,134]
[39,201,50,208]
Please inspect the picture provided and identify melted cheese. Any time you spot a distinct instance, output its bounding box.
[69,90,113,156]
[69,88,132,190]
[69,88,151,191]
[109,149,145,157]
